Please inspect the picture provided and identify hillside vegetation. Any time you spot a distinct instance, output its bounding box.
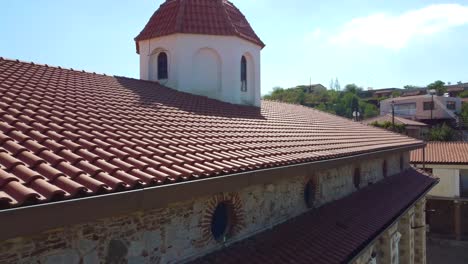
[263,84,379,119]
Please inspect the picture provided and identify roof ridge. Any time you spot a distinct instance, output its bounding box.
[174,0,186,32]
[220,0,239,36]
[262,99,367,123]
[0,56,111,78]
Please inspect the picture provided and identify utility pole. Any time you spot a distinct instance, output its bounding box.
[428,89,436,126]
[431,93,434,121]
[391,100,395,130]
[310,77,312,93]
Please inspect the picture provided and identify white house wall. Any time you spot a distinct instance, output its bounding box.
[139,34,261,107]
[414,164,460,197]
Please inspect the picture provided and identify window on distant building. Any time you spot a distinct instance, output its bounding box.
[423,101,434,111]
[241,56,247,92]
[157,52,168,80]
[394,103,416,116]
[447,101,456,110]
[383,160,388,178]
[211,202,233,241]
[304,180,316,208]
[460,170,468,198]
[353,168,361,189]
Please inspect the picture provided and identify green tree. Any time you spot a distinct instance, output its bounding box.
[426,123,457,141]
[460,103,468,128]
[403,85,418,89]
[391,90,402,97]
[334,77,341,91]
[370,121,406,133]
[459,90,468,98]
[263,83,377,119]
[340,92,360,117]
[344,84,362,94]
[360,102,379,118]
[427,80,446,96]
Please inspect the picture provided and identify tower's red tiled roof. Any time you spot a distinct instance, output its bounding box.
[411,142,468,164]
[0,58,423,209]
[134,0,265,53]
[192,168,437,264]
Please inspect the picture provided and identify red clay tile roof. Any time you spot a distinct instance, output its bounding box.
[192,168,437,264]
[134,0,265,53]
[411,142,468,164]
[0,58,423,209]
[362,114,428,127]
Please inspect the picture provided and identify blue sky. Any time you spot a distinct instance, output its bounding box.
[1,1,468,95]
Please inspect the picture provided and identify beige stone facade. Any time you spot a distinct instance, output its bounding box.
[0,152,427,263]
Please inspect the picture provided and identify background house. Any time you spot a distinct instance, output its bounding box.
[380,95,462,125]
[446,82,468,97]
[411,142,468,240]
[401,88,427,97]
[370,88,401,98]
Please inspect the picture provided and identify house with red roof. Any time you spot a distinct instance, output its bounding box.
[0,1,438,263]
[411,142,468,240]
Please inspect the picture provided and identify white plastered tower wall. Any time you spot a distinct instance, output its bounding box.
[138,33,262,107]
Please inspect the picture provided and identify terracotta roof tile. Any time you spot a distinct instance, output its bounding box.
[0,58,424,209]
[411,142,468,164]
[192,168,437,264]
[134,0,264,53]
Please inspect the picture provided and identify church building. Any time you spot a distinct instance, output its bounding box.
[0,0,437,263]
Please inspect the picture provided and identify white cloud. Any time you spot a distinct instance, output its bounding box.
[304,28,322,42]
[330,4,468,50]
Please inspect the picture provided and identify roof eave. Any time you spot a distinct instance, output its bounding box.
[0,143,423,241]
[346,176,439,263]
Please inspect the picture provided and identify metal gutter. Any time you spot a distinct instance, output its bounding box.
[0,143,424,241]
[346,176,439,263]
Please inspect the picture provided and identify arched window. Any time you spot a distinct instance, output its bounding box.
[240,56,247,92]
[211,202,232,241]
[157,52,168,80]
[383,160,388,178]
[353,168,361,189]
[304,180,316,208]
[400,155,404,171]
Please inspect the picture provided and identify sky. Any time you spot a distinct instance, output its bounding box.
[1,0,468,95]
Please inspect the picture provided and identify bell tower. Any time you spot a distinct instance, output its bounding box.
[134,0,265,107]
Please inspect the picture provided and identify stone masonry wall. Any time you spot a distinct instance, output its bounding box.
[0,152,409,263]
[352,197,426,264]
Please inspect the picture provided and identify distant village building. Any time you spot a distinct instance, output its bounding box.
[370,88,401,98]
[401,88,428,97]
[362,114,429,139]
[380,95,462,125]
[445,82,468,97]
[0,1,437,263]
[411,142,468,240]
[305,83,327,93]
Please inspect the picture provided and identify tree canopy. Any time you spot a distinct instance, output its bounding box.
[427,80,447,96]
[263,84,378,119]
